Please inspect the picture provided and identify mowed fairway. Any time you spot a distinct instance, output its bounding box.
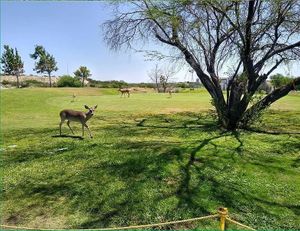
[1,88,300,230]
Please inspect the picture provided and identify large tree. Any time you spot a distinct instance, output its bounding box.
[30,45,58,87]
[74,66,91,87]
[1,45,24,88]
[103,0,300,130]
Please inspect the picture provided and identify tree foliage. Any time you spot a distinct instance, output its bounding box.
[103,0,300,130]
[30,45,58,87]
[270,74,293,89]
[74,66,91,87]
[57,75,81,87]
[0,45,24,88]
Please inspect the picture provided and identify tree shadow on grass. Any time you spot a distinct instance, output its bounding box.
[4,112,300,230]
[175,133,231,211]
[75,115,298,229]
[135,114,219,132]
[232,131,244,155]
[74,130,251,228]
[243,127,300,135]
[170,131,299,229]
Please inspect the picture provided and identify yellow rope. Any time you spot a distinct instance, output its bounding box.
[226,217,256,230]
[0,214,219,230]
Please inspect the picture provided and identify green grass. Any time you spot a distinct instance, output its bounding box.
[1,88,300,230]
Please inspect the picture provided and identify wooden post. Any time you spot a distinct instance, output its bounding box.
[218,207,228,231]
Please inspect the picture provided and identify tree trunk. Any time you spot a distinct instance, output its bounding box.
[224,108,244,131]
[155,81,159,93]
[201,79,298,131]
[16,74,20,88]
[210,77,300,130]
[212,98,242,131]
[48,72,52,87]
[162,83,167,93]
[82,77,84,87]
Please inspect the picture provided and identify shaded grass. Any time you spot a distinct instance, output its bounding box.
[1,88,300,230]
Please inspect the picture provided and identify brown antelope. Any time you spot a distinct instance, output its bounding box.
[59,105,97,138]
[118,88,130,97]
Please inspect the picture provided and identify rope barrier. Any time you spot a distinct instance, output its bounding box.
[226,217,256,230]
[0,208,257,231]
[0,214,219,230]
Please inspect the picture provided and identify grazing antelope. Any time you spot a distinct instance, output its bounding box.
[59,105,97,138]
[118,88,130,97]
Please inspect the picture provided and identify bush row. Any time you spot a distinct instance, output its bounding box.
[1,79,48,88]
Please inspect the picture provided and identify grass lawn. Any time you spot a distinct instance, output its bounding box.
[1,88,300,230]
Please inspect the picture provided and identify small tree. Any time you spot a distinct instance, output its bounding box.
[148,64,176,92]
[1,45,24,88]
[148,64,162,92]
[30,45,58,87]
[159,75,169,93]
[74,66,91,87]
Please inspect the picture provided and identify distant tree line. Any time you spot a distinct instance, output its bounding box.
[0,44,91,88]
[1,44,299,92]
[87,79,155,88]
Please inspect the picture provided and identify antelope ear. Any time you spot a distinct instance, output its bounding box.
[84,105,89,109]
[94,105,98,109]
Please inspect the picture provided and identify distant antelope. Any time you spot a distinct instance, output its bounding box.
[71,93,76,102]
[59,105,97,138]
[167,88,175,97]
[119,88,131,97]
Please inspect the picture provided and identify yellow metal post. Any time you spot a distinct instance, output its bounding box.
[218,207,228,231]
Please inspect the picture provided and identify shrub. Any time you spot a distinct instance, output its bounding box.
[23,79,45,87]
[176,82,188,88]
[1,80,18,87]
[1,80,11,85]
[57,75,81,87]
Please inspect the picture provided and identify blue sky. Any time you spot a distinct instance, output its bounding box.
[1,1,299,82]
[1,1,159,82]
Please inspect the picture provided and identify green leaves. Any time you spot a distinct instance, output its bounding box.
[30,45,58,75]
[270,74,294,89]
[1,45,24,76]
[74,66,91,87]
[30,45,58,87]
[0,45,24,88]
[74,66,91,78]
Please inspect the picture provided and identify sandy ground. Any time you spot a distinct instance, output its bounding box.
[0,74,60,83]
